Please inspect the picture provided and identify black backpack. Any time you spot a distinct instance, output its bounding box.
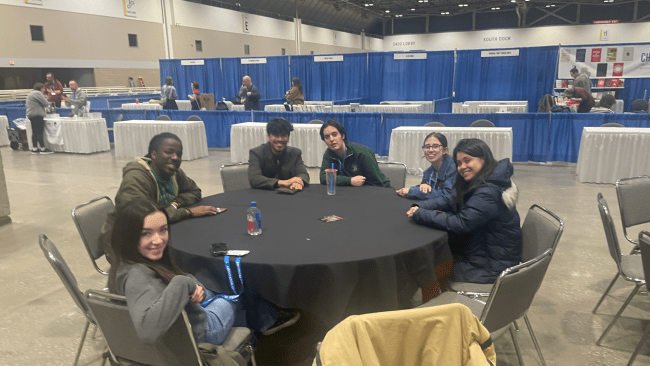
[216,101,229,110]
[550,105,572,113]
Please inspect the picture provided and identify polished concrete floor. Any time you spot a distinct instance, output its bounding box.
[1,145,649,366]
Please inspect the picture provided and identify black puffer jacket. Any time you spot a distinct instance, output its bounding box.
[412,159,522,284]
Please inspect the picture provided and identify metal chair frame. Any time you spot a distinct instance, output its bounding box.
[628,231,650,366]
[220,163,251,192]
[616,176,650,246]
[71,196,114,275]
[377,161,407,190]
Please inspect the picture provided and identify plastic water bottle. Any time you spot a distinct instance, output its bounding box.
[247,201,262,235]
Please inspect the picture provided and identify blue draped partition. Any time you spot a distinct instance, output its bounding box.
[619,78,650,111]
[290,53,370,104]
[221,56,290,106]
[159,58,225,101]
[454,46,558,111]
[367,51,454,104]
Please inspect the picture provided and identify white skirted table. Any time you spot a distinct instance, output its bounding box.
[0,116,9,146]
[264,105,288,112]
[381,101,434,113]
[388,126,513,175]
[576,127,650,184]
[230,122,327,167]
[358,104,423,113]
[176,100,192,111]
[26,116,110,153]
[121,102,163,110]
[113,120,209,161]
[223,101,246,111]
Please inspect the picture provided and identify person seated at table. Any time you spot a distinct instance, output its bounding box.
[407,138,522,284]
[62,80,87,116]
[397,132,456,200]
[590,94,616,113]
[564,86,594,113]
[161,76,179,110]
[248,118,310,191]
[285,77,304,106]
[44,72,64,107]
[107,200,301,346]
[189,81,201,110]
[101,132,219,260]
[630,99,648,113]
[319,119,391,188]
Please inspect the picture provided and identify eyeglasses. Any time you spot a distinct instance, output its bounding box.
[422,144,443,151]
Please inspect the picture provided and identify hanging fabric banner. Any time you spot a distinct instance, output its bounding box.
[558,45,650,78]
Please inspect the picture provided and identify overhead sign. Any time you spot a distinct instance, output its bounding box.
[394,53,427,60]
[241,58,267,64]
[123,0,137,18]
[481,49,519,57]
[314,55,343,62]
[181,60,205,66]
[558,45,650,78]
[593,20,619,24]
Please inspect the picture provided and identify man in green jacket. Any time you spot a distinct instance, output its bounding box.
[101,133,220,259]
[319,119,391,188]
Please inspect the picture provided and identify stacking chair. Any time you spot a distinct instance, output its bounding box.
[594,193,646,345]
[220,163,251,192]
[308,119,324,124]
[377,162,407,190]
[71,196,114,275]
[39,234,104,366]
[86,289,256,366]
[470,119,495,127]
[616,176,650,248]
[629,231,650,366]
[187,115,202,121]
[450,204,564,296]
[156,115,172,121]
[115,113,124,122]
[424,121,445,127]
[600,123,625,127]
[418,249,555,366]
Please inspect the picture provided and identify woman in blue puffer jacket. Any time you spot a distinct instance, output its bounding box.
[407,138,522,284]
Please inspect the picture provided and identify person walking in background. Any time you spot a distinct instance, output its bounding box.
[161,77,178,110]
[26,83,54,155]
[285,77,304,106]
[43,72,64,107]
[397,132,456,200]
[241,76,261,111]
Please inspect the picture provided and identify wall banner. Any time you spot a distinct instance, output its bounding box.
[314,55,344,62]
[123,0,137,18]
[181,60,205,66]
[394,53,427,60]
[558,45,650,78]
[241,58,267,64]
[481,49,519,57]
[243,15,250,33]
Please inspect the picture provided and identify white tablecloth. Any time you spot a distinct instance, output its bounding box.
[576,127,650,184]
[176,100,192,111]
[331,105,352,112]
[293,104,326,112]
[388,126,513,175]
[305,101,334,106]
[223,101,246,111]
[113,120,209,161]
[358,104,423,113]
[230,122,327,167]
[121,103,163,110]
[0,116,9,146]
[381,101,434,113]
[26,117,110,153]
[264,105,288,112]
[453,101,529,113]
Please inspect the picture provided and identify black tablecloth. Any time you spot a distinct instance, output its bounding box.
[171,186,449,326]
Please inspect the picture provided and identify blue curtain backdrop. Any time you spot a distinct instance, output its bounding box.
[454,46,558,110]
[368,51,454,104]
[221,56,290,105]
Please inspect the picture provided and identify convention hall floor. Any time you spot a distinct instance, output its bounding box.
[1,145,648,366]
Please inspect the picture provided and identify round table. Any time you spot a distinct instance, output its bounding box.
[171,186,449,326]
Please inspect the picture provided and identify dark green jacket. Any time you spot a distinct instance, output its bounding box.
[319,142,391,188]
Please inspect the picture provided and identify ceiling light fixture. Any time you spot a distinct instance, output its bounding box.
[385,10,390,13]
[411,8,415,11]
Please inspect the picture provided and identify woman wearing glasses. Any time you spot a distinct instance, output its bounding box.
[397,132,456,200]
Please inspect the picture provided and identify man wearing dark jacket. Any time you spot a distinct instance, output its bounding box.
[248,118,310,190]
[241,75,261,111]
[318,119,391,188]
[100,133,220,259]
[44,72,64,107]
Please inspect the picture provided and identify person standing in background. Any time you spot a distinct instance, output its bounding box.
[44,72,64,107]
[570,66,592,95]
[285,77,304,106]
[161,77,178,110]
[62,80,88,116]
[189,81,201,110]
[26,83,54,154]
[241,76,261,111]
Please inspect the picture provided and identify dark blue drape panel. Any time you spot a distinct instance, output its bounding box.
[454,46,558,111]
[289,55,316,101]
[619,78,650,112]
[221,56,290,103]
[491,113,549,162]
[367,53,384,104]
[292,53,369,103]
[159,59,224,100]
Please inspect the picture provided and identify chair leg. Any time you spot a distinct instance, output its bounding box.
[513,319,520,331]
[523,315,547,366]
[509,325,525,366]
[73,320,91,366]
[247,344,257,366]
[627,321,650,366]
[593,273,620,314]
[597,282,644,345]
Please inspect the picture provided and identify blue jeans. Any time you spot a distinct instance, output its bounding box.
[202,289,237,345]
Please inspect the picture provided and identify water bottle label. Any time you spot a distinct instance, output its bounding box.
[248,220,254,233]
[255,211,262,230]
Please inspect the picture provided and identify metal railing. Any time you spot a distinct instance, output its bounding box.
[0,86,161,101]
